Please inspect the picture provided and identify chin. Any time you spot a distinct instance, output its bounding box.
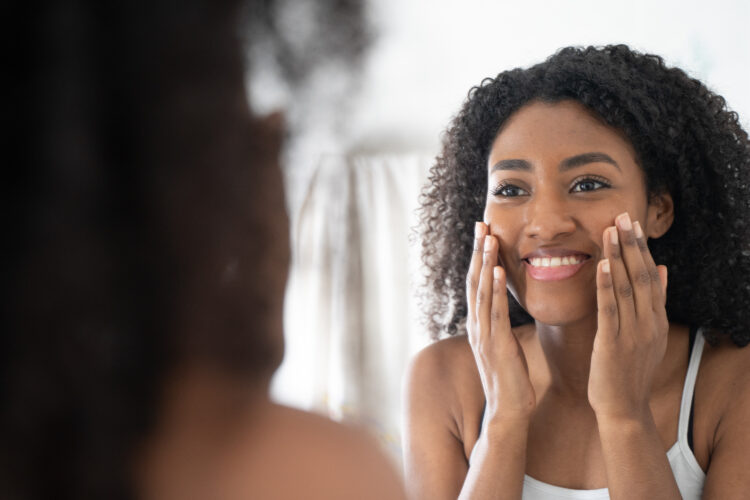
[518,292,597,327]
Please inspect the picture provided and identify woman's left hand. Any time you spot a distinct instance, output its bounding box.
[588,212,669,420]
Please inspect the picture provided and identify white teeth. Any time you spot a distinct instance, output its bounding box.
[528,255,584,267]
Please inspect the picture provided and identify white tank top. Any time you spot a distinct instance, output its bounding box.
[471,329,707,499]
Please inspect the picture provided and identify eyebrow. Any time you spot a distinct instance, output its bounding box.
[560,152,621,172]
[490,152,621,173]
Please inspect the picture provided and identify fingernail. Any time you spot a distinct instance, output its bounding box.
[601,259,610,273]
[609,226,618,245]
[633,221,644,239]
[493,267,502,280]
[617,212,632,231]
[484,235,492,251]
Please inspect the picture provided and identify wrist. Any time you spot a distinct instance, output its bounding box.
[595,407,655,435]
[481,412,531,442]
[484,398,536,425]
[591,398,652,423]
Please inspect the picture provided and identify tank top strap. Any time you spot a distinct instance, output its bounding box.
[678,327,705,442]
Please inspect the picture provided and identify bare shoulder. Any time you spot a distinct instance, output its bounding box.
[408,325,535,382]
[697,336,750,495]
[402,335,485,497]
[405,335,484,422]
[406,334,477,394]
[405,328,537,428]
[403,335,486,459]
[699,335,750,409]
[232,403,406,500]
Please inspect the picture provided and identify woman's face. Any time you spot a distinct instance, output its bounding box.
[484,99,671,326]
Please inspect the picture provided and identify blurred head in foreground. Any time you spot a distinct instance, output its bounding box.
[3,1,401,499]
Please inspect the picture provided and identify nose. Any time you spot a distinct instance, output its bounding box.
[523,190,577,241]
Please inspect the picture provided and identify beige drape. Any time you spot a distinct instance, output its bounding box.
[273,154,432,463]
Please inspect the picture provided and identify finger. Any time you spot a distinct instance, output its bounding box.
[615,213,653,322]
[603,224,636,336]
[466,222,487,332]
[657,266,669,330]
[633,220,666,309]
[596,258,619,341]
[490,266,511,342]
[475,234,497,344]
[657,265,668,299]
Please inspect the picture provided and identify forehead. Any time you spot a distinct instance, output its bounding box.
[488,100,639,168]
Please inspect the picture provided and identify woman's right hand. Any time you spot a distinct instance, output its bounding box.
[466,222,536,424]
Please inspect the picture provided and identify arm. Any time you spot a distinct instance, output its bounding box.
[402,345,531,500]
[589,215,680,499]
[701,352,750,499]
[402,344,471,500]
[458,417,530,500]
[403,223,534,499]
[596,412,680,499]
[597,356,750,500]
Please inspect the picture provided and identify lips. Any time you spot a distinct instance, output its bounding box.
[527,255,586,267]
[521,249,591,281]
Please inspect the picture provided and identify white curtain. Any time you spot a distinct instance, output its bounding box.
[273,154,432,463]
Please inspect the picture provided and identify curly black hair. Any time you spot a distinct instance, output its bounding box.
[419,45,750,347]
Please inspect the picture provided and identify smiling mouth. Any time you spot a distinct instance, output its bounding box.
[522,254,591,281]
[524,254,590,268]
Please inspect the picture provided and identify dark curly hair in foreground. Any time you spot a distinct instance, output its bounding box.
[419,44,750,346]
[3,2,287,499]
[4,0,370,496]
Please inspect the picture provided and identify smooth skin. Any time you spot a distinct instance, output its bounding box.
[403,100,750,499]
[138,370,408,500]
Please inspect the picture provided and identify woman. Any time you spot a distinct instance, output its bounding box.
[404,45,750,499]
[3,1,404,499]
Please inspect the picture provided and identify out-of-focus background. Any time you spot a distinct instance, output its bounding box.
[248,0,750,464]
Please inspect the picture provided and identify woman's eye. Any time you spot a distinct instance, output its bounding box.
[571,178,609,193]
[492,184,528,197]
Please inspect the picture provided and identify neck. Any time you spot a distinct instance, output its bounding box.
[535,312,598,401]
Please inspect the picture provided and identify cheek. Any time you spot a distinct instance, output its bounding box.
[483,206,520,267]
[592,204,648,242]
[590,214,618,245]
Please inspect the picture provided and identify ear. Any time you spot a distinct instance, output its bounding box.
[645,191,674,239]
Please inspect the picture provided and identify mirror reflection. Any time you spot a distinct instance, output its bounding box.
[269,2,750,499]
[8,0,750,499]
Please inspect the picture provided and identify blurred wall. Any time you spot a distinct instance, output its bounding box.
[346,0,750,156]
